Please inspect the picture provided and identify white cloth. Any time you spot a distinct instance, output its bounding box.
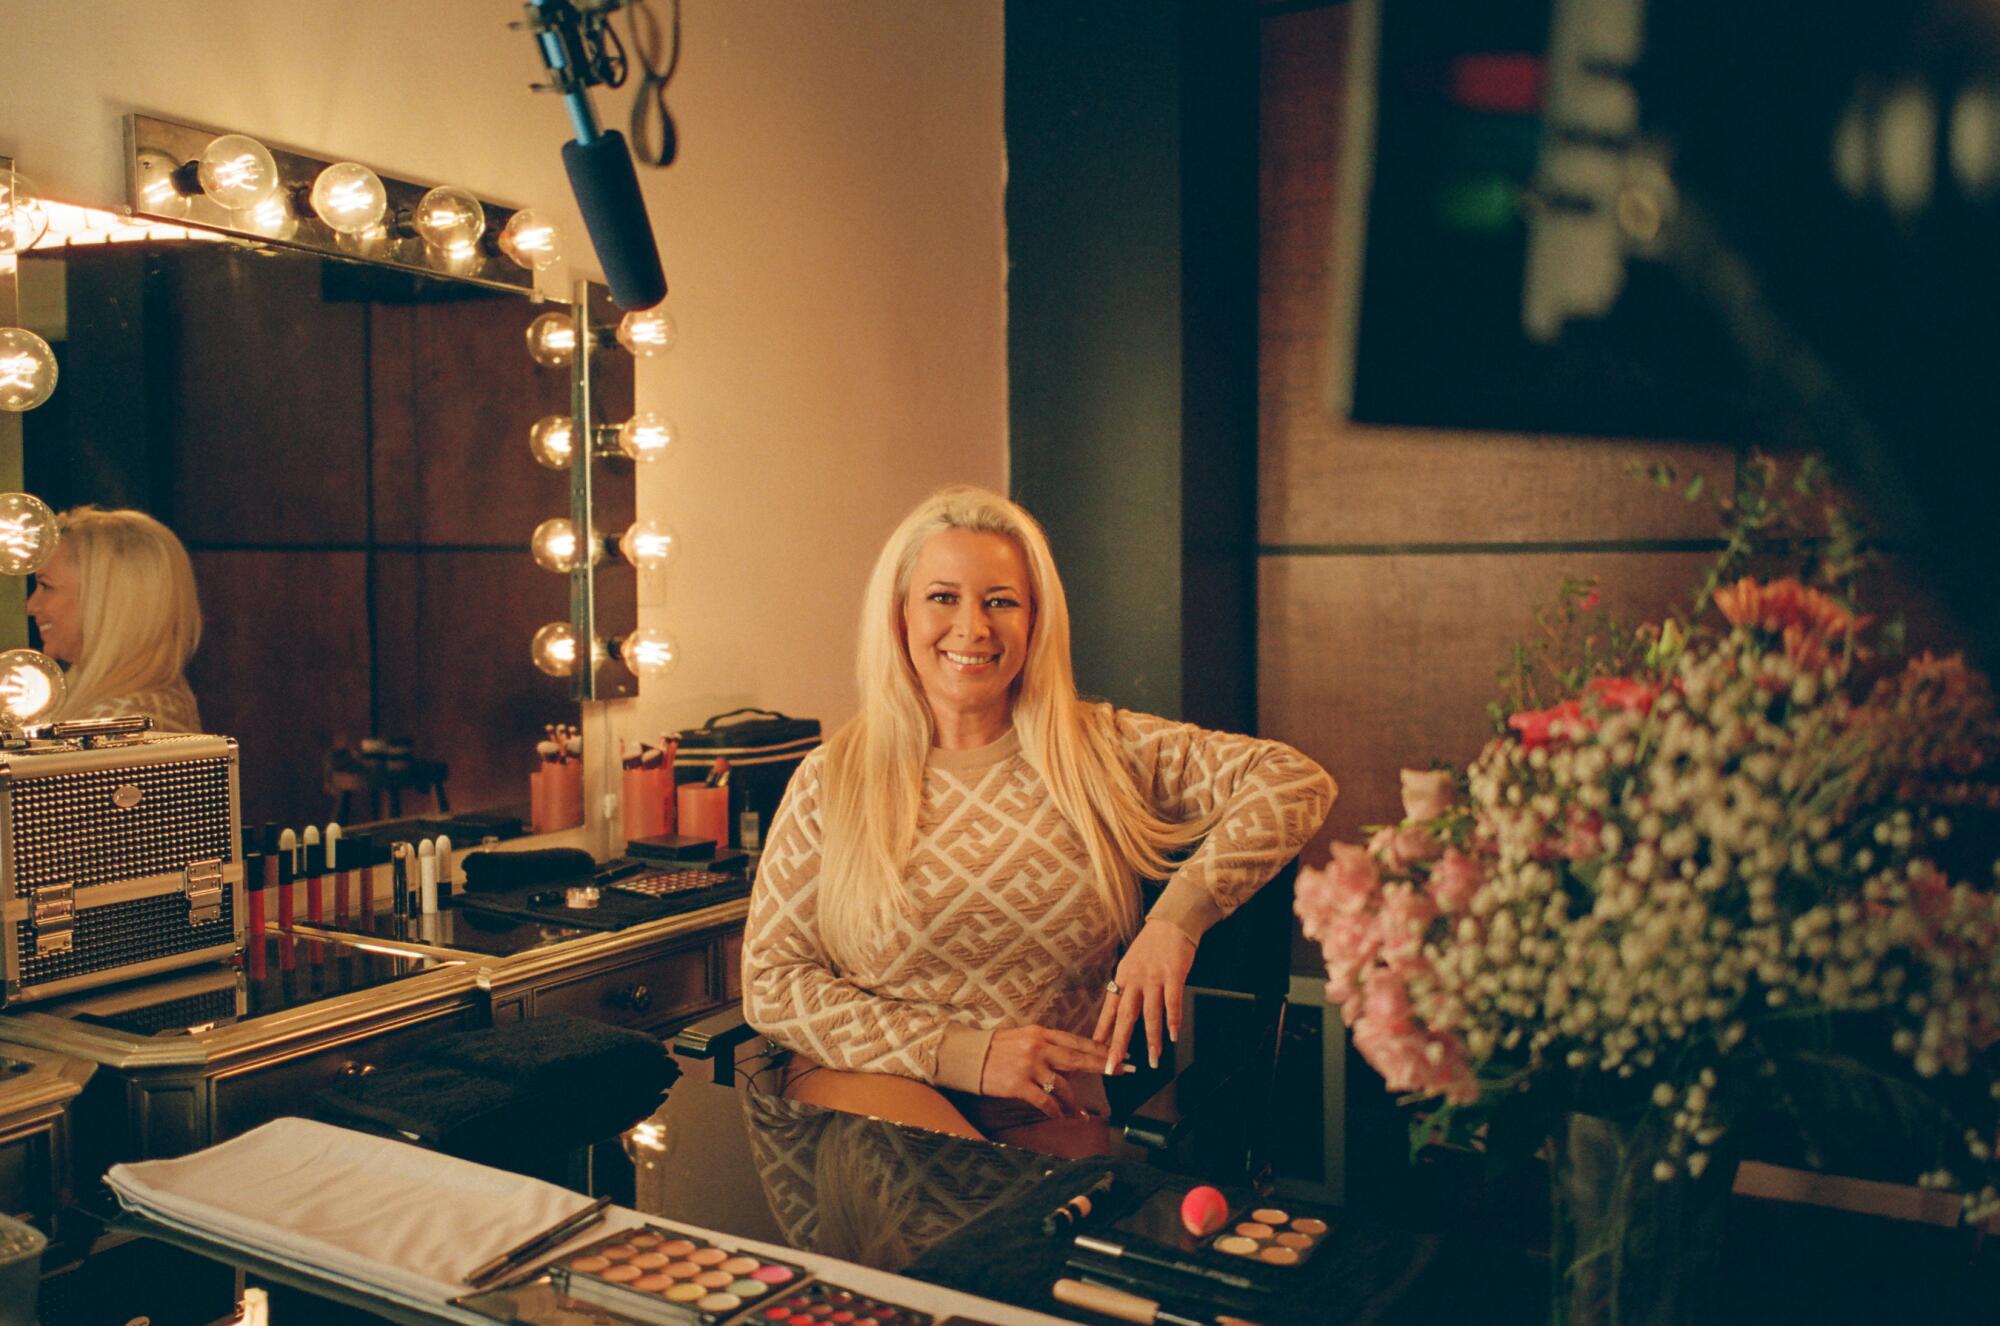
[107,1116,1069,1325]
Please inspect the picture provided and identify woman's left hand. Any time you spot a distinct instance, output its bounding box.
[1094,918,1197,1074]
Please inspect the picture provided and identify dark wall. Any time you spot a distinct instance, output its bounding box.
[1005,0,1260,731]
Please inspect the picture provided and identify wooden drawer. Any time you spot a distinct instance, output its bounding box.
[533,942,711,1033]
[721,928,744,1000]
[210,1001,483,1141]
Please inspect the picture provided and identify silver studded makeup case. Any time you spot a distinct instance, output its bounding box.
[0,718,244,1006]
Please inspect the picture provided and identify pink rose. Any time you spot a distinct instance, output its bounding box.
[1325,842,1381,914]
[1375,884,1439,968]
[1323,960,1366,1007]
[1427,848,1484,913]
[1351,1017,1430,1093]
[1315,911,1380,971]
[1370,824,1443,870]
[1360,970,1413,1028]
[1399,768,1456,822]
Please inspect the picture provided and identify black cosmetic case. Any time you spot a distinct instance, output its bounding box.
[1,718,244,1006]
[673,708,820,846]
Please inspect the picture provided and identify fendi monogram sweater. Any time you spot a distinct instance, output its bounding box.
[741,709,1335,1093]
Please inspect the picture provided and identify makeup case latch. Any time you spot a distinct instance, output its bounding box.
[31,882,75,956]
[182,859,225,926]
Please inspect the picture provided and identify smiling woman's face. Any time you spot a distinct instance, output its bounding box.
[902,528,1034,738]
[25,542,81,663]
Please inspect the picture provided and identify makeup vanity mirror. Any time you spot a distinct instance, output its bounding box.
[9,192,633,830]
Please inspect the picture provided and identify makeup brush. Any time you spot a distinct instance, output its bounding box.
[1053,1278,1261,1326]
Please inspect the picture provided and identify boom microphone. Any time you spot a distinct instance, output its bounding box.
[522,0,669,310]
[563,130,667,310]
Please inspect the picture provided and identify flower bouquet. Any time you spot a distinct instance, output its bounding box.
[1296,471,2000,1318]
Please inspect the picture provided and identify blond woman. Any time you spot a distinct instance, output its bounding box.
[742,486,1333,1152]
[26,506,202,732]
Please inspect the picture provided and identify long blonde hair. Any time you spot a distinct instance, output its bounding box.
[49,506,202,717]
[815,485,1210,965]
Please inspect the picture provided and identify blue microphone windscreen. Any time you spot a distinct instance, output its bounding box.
[562,131,667,310]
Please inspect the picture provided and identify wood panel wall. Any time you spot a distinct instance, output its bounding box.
[1256,6,1738,899]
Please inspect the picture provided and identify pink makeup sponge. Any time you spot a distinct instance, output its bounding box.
[1180,1185,1229,1237]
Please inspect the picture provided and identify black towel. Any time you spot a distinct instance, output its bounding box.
[316,1014,678,1165]
[459,848,596,893]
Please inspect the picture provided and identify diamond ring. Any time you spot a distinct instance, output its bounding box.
[1105,979,1123,996]
[1040,1078,1058,1095]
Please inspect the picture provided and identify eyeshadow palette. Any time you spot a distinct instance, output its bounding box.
[1207,1205,1328,1268]
[551,1225,809,1325]
[757,1279,934,1326]
[611,869,740,899]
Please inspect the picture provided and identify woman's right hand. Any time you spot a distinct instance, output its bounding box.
[980,1025,1109,1118]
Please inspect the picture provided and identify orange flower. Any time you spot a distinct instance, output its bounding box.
[1713,577,1871,673]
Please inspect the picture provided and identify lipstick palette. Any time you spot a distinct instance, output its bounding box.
[757,1279,935,1326]
[552,1226,809,1325]
[1207,1206,1328,1267]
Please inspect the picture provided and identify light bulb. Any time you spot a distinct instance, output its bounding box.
[243,192,298,241]
[529,415,576,469]
[616,306,677,356]
[618,627,679,681]
[498,209,562,271]
[310,162,389,235]
[0,492,60,576]
[617,412,676,462]
[530,517,601,572]
[0,649,65,726]
[412,184,485,251]
[132,149,194,219]
[0,169,50,254]
[619,519,679,572]
[0,329,59,413]
[197,134,281,211]
[531,621,581,677]
[526,311,577,367]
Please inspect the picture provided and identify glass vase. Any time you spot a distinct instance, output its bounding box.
[1549,1112,1734,1326]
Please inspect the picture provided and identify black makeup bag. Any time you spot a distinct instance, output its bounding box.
[673,708,821,849]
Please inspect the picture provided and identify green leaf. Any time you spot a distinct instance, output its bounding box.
[1683,474,1706,501]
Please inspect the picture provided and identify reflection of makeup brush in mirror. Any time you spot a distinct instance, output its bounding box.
[1053,1278,1261,1326]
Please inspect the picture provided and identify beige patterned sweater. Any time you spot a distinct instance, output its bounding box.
[742,709,1334,1094]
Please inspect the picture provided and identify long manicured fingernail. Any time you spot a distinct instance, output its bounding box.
[1104,1056,1118,1075]
[1117,1063,1138,1075]
[1149,1048,1159,1070]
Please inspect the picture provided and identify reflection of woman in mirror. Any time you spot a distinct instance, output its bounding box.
[26,506,203,732]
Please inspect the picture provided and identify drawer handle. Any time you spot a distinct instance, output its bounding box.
[610,982,653,1012]
[337,1060,378,1079]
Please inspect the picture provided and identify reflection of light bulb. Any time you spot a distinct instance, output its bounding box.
[0,650,66,725]
[498,209,562,270]
[526,311,577,367]
[131,150,194,219]
[618,627,679,681]
[243,192,298,240]
[530,517,601,572]
[197,134,281,210]
[0,329,59,413]
[616,306,677,356]
[413,185,485,250]
[0,492,60,576]
[529,415,575,469]
[617,412,676,462]
[310,162,388,234]
[0,169,50,254]
[531,621,581,677]
[619,520,679,572]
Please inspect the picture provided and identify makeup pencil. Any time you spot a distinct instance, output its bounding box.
[1053,1278,1261,1326]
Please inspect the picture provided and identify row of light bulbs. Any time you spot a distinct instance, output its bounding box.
[0,492,68,724]
[526,298,682,687]
[125,133,562,268]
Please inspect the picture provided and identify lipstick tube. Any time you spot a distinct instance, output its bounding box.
[354,833,377,926]
[276,828,298,931]
[326,823,347,926]
[391,841,412,919]
[302,826,324,926]
[418,839,438,915]
[433,834,454,904]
